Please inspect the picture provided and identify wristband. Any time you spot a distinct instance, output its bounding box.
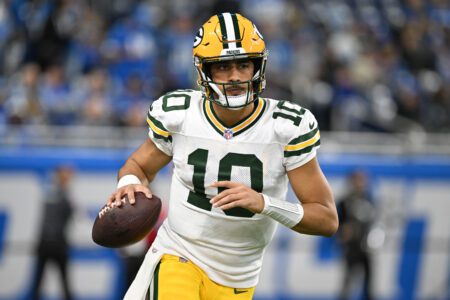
[260,194,304,228]
[117,174,141,189]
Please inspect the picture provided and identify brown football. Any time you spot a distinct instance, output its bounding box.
[92,192,162,248]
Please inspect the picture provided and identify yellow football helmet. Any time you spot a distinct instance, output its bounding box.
[193,13,268,108]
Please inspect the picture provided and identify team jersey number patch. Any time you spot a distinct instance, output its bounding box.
[187,149,263,218]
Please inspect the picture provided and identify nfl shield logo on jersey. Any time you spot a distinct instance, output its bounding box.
[223,129,234,140]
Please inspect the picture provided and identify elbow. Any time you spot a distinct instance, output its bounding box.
[323,196,339,237]
[296,211,339,237]
[324,218,339,237]
[323,214,339,237]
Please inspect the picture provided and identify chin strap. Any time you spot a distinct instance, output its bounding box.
[207,78,254,108]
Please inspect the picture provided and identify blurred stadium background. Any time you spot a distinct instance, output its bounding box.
[0,0,449,299]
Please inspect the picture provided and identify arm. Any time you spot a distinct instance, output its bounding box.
[107,138,172,205]
[288,157,338,236]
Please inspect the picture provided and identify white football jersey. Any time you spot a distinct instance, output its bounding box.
[147,89,320,288]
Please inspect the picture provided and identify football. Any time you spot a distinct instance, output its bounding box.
[92,192,162,248]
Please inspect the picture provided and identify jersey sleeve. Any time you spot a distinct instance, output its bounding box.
[274,102,321,171]
[146,93,187,156]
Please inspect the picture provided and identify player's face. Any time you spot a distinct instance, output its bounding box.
[210,60,255,96]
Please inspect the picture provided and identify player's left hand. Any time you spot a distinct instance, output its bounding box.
[209,181,264,214]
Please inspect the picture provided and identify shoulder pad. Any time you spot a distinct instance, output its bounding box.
[271,100,321,169]
[147,89,200,134]
[272,100,309,142]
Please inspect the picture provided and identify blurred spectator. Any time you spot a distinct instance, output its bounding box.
[31,165,75,300]
[423,84,450,131]
[0,78,6,124]
[399,20,436,72]
[5,63,44,124]
[114,72,152,126]
[27,0,76,70]
[74,68,115,125]
[65,5,105,76]
[161,12,197,90]
[101,6,157,76]
[330,65,370,131]
[337,170,376,300]
[39,64,76,125]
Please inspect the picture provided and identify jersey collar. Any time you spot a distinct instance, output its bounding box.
[203,98,266,139]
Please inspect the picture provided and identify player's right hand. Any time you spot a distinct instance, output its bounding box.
[107,184,153,207]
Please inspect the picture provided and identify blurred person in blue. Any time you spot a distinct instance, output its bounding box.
[30,165,74,300]
[4,63,44,125]
[101,6,158,83]
[161,12,197,90]
[106,12,338,300]
[39,65,77,125]
[337,170,376,300]
[114,72,152,127]
[74,68,116,126]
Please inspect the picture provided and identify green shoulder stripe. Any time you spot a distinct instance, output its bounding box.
[288,127,319,145]
[284,139,321,157]
[147,112,168,131]
[147,113,172,143]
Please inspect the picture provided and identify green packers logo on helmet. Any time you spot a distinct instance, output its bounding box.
[193,27,204,48]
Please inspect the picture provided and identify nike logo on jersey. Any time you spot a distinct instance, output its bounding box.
[309,122,315,129]
[234,288,248,294]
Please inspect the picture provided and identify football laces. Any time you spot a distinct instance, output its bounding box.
[98,198,126,218]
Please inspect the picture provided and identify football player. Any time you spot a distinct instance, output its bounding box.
[108,12,338,300]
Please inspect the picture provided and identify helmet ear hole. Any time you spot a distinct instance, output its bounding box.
[251,58,262,76]
[203,63,213,79]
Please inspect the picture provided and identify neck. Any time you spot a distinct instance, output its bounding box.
[211,102,256,127]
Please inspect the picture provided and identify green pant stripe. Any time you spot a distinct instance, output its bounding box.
[153,261,161,300]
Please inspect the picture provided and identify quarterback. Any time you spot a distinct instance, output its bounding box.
[108,13,338,300]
